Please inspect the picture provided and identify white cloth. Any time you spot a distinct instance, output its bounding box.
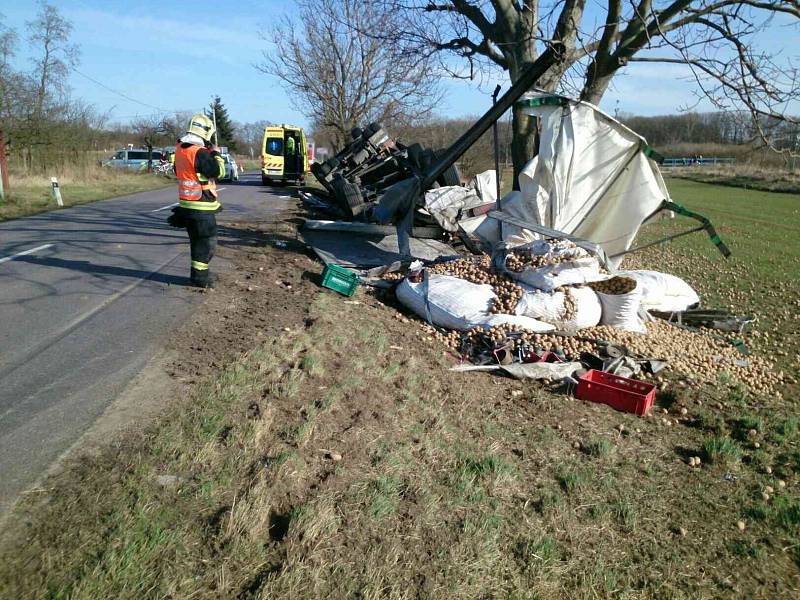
[179,133,205,146]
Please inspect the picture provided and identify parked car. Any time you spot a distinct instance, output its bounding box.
[103,149,164,171]
[221,153,239,181]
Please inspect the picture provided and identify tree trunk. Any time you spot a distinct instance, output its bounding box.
[510,101,538,191]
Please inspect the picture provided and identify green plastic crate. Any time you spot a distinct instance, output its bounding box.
[321,263,360,297]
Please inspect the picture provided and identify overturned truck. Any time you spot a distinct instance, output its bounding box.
[310,123,461,218]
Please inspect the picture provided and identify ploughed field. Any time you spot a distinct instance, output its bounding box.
[0,179,798,599]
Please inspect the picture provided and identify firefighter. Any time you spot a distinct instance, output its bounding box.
[167,114,225,288]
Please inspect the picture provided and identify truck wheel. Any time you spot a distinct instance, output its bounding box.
[419,148,436,171]
[406,143,424,169]
[312,162,330,179]
[351,127,363,140]
[333,177,364,214]
[438,163,461,187]
[434,149,461,186]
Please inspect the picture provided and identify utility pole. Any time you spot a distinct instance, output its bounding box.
[210,96,219,146]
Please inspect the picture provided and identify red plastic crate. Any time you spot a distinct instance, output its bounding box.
[576,369,656,416]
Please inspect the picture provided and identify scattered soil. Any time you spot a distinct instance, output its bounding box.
[166,215,322,384]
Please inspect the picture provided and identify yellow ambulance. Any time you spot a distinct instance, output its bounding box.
[260,124,310,185]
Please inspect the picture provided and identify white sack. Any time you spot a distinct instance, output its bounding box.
[596,284,646,333]
[515,286,601,330]
[494,191,539,247]
[617,270,699,312]
[505,240,606,292]
[511,257,604,292]
[396,275,553,332]
[482,313,556,331]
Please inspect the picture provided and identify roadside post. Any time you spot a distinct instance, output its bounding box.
[50,177,64,207]
[0,129,8,201]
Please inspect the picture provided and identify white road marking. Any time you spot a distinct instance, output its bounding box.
[150,202,179,213]
[216,187,227,192]
[0,244,54,265]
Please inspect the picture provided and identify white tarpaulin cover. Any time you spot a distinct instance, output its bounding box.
[424,186,484,232]
[498,92,669,268]
[472,170,498,204]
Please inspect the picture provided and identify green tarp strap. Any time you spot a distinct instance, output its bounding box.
[517,96,568,108]
[662,201,731,258]
[643,145,665,164]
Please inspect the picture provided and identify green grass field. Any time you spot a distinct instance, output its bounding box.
[0,178,798,598]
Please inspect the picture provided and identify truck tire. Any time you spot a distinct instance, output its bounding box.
[438,164,461,187]
[311,163,327,182]
[406,143,424,170]
[367,122,381,134]
[419,148,436,171]
[351,127,363,140]
[333,176,365,214]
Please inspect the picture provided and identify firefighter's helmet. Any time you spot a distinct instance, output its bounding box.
[186,113,215,142]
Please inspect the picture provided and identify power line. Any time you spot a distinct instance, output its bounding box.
[71,67,171,113]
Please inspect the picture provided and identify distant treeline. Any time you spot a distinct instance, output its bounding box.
[619,111,799,151]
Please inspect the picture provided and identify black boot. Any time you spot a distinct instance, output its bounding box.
[190,270,216,289]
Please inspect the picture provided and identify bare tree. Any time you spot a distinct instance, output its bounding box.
[0,14,18,120]
[258,0,441,151]
[132,116,176,168]
[234,119,273,157]
[383,1,799,185]
[26,1,79,120]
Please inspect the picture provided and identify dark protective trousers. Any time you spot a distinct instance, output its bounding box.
[185,211,218,285]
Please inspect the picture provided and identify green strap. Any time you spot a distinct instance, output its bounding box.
[643,145,665,164]
[661,201,731,258]
[517,96,568,108]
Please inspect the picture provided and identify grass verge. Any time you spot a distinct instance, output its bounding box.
[0,170,171,221]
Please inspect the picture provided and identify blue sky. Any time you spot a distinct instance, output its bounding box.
[2,1,798,128]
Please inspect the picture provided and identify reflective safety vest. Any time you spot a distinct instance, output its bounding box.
[175,143,220,211]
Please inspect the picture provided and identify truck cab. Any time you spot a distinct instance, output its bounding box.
[261,125,309,186]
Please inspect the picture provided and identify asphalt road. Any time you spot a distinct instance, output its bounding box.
[0,173,294,514]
